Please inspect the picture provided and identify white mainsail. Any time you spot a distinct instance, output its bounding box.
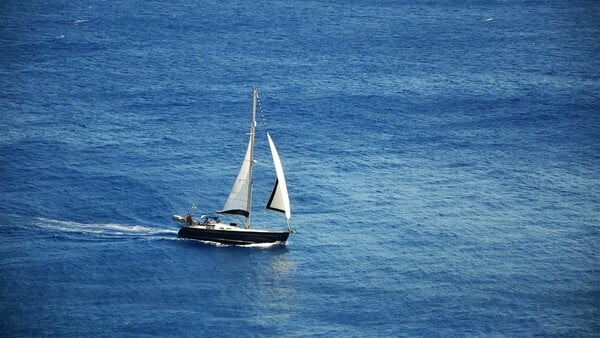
[266,132,291,221]
[219,138,253,217]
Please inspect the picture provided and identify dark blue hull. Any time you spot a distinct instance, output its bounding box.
[178,226,290,245]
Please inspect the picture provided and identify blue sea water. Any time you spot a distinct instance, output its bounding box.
[1,0,599,336]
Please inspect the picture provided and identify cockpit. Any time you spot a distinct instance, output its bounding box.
[198,215,221,225]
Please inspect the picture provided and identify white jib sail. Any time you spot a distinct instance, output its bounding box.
[266,132,291,220]
[220,138,253,217]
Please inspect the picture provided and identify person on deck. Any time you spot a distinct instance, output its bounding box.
[185,212,193,226]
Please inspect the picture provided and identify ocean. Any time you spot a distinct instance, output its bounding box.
[1,0,599,336]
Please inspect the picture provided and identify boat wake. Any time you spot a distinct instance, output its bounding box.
[184,238,287,249]
[242,241,287,248]
[33,217,178,241]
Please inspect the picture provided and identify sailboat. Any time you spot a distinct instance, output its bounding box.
[173,87,292,245]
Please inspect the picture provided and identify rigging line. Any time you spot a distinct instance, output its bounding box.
[256,93,269,133]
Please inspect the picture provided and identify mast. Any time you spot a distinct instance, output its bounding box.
[246,86,257,228]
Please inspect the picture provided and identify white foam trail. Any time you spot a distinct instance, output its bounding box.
[33,217,177,239]
[181,238,286,248]
[241,242,286,248]
[177,237,285,249]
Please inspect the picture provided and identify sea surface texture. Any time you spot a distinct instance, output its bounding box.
[1,1,599,336]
